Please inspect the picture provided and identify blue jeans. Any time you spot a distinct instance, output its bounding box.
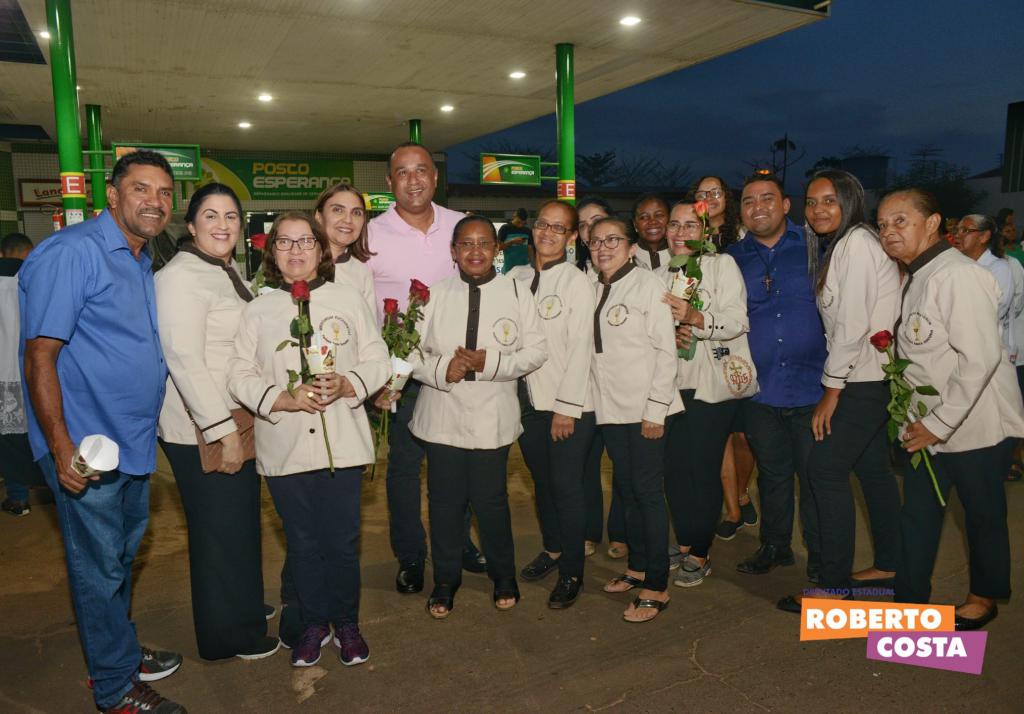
[39,454,148,709]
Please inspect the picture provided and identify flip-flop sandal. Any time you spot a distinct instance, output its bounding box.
[624,596,670,623]
[426,584,456,620]
[603,573,643,593]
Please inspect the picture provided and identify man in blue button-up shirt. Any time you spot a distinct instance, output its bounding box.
[727,175,825,578]
[20,151,185,713]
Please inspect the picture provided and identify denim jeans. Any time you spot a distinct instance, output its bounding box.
[0,432,44,501]
[39,454,148,710]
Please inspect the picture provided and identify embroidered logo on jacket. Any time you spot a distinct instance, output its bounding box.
[722,355,755,396]
[819,284,835,310]
[606,304,629,326]
[319,315,352,346]
[492,317,519,345]
[904,312,934,345]
[538,295,563,320]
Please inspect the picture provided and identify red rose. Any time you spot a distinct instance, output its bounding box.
[410,278,430,304]
[870,330,893,351]
[694,200,709,218]
[383,298,399,316]
[250,233,267,251]
[291,280,311,301]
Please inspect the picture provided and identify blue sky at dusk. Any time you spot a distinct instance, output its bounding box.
[445,0,1024,192]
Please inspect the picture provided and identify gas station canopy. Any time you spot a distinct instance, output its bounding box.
[4,0,826,153]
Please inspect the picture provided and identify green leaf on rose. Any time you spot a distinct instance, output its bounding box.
[915,385,939,396]
[276,339,296,352]
[910,451,922,469]
[887,419,899,442]
[917,401,928,417]
[668,253,688,269]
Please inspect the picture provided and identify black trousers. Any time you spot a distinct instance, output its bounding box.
[665,392,738,558]
[266,467,363,627]
[806,381,901,588]
[160,441,267,660]
[743,401,820,553]
[518,395,596,578]
[0,432,46,501]
[582,429,626,543]
[386,382,474,565]
[424,443,516,591]
[602,423,669,591]
[895,438,1013,603]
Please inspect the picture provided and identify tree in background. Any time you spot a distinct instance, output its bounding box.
[887,146,986,219]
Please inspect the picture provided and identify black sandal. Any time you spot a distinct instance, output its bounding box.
[624,596,670,622]
[603,573,643,593]
[426,584,456,620]
[493,581,520,611]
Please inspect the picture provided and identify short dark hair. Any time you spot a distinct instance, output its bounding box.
[184,182,243,225]
[451,214,497,246]
[314,182,375,262]
[1,232,32,256]
[387,141,434,174]
[742,172,785,197]
[513,207,528,221]
[590,216,635,244]
[536,199,578,230]
[632,193,669,217]
[110,149,174,187]
[260,211,335,286]
[577,195,614,218]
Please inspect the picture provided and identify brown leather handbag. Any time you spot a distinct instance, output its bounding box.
[193,408,256,473]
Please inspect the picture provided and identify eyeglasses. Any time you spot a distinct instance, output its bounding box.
[667,220,702,233]
[534,220,569,235]
[273,236,318,251]
[454,240,496,251]
[694,189,724,200]
[590,235,625,250]
[955,226,984,236]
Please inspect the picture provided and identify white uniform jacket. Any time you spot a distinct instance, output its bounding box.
[228,280,389,475]
[818,226,901,388]
[333,253,377,319]
[408,270,547,449]
[654,253,756,403]
[156,248,252,445]
[508,257,595,418]
[634,244,671,271]
[897,242,1024,453]
[590,262,684,425]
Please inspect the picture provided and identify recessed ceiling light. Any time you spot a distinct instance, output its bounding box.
[258,93,273,102]
[509,71,526,79]
[39,30,50,39]
[238,121,252,129]
[440,105,454,113]
[620,16,641,26]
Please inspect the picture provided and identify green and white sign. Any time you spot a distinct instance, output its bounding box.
[112,143,202,181]
[364,192,396,212]
[200,157,354,200]
[480,153,541,187]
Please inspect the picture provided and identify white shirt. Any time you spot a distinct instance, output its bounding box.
[590,263,684,424]
[897,243,1024,453]
[408,271,547,449]
[508,259,595,417]
[1007,258,1024,364]
[634,245,671,271]
[977,249,1015,355]
[333,254,377,317]
[817,226,901,388]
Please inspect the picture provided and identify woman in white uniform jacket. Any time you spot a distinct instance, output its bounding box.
[658,200,755,589]
[156,183,275,660]
[878,189,1024,632]
[229,211,389,667]
[408,215,547,618]
[590,216,683,623]
[508,200,596,609]
[314,183,377,316]
[779,170,903,613]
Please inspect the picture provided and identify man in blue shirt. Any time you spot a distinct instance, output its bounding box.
[20,151,186,714]
[727,175,824,578]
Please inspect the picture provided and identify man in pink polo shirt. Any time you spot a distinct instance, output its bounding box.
[368,142,484,594]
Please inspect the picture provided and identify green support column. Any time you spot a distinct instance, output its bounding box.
[555,43,576,206]
[46,0,86,225]
[85,104,106,213]
[408,119,422,144]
